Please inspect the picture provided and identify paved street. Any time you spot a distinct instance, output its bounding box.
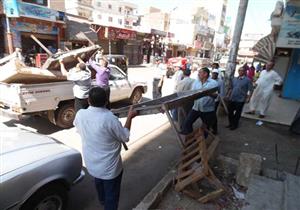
[0,65,181,210]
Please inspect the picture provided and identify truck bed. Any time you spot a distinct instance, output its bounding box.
[0,81,74,116]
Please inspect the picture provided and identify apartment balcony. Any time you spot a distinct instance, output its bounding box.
[77,0,93,8]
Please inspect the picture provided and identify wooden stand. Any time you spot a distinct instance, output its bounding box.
[175,128,225,203]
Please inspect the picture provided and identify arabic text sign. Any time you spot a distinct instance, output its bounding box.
[277,2,300,48]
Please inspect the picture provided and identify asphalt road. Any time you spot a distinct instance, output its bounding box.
[0,65,181,210]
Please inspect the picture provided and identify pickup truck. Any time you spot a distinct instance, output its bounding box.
[0,64,147,128]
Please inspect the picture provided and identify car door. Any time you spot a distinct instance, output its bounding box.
[109,65,132,102]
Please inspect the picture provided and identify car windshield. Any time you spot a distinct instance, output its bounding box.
[110,66,125,80]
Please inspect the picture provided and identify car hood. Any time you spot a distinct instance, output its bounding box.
[0,127,74,177]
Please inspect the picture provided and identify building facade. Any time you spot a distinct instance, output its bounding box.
[2,0,65,55]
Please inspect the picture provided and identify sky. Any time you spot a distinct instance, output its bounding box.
[127,0,279,36]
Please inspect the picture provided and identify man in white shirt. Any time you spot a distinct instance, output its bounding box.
[173,69,195,128]
[152,57,166,99]
[60,58,91,113]
[246,61,282,118]
[172,62,184,92]
[180,67,218,135]
[74,87,137,210]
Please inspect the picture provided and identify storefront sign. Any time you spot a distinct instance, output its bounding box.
[3,0,19,17]
[18,2,65,22]
[277,2,300,48]
[11,21,58,34]
[99,26,136,40]
[150,29,167,37]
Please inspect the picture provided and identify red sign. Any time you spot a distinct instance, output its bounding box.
[98,26,136,40]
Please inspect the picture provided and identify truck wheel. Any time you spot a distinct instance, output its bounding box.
[130,88,143,104]
[21,184,68,210]
[55,103,75,129]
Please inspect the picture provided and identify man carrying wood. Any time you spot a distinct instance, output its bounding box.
[59,57,91,113]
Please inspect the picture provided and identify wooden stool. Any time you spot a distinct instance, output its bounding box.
[175,128,225,203]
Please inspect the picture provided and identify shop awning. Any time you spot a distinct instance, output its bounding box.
[252,34,276,63]
[66,15,98,42]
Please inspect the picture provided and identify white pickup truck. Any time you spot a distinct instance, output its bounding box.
[0,64,147,128]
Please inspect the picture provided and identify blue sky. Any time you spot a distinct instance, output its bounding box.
[128,0,279,35]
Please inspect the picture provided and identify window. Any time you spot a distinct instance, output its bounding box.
[119,7,122,13]
[110,67,125,80]
[22,0,48,6]
[118,19,122,25]
[108,4,112,9]
[125,20,129,25]
[98,14,102,19]
[97,2,101,7]
[108,17,113,22]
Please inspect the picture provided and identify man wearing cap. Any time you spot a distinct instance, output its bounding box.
[226,67,253,130]
[172,62,184,92]
[211,69,225,134]
[180,67,218,135]
[153,57,166,99]
[60,57,91,113]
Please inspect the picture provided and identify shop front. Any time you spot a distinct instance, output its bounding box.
[4,1,65,55]
[97,26,141,65]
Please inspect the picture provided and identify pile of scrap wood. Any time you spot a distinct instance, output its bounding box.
[0,44,100,84]
[175,128,226,203]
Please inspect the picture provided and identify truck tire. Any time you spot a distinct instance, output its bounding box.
[55,103,75,129]
[21,184,68,210]
[130,87,143,104]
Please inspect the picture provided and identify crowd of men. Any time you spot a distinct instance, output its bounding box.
[59,54,282,210]
[153,57,283,135]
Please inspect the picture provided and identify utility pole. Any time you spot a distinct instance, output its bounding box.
[225,0,249,90]
[5,15,14,54]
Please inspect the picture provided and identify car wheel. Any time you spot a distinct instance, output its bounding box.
[21,184,68,210]
[130,88,143,104]
[55,103,75,129]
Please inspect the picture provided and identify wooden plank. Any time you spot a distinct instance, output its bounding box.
[198,189,224,203]
[176,169,194,180]
[0,52,17,65]
[175,171,206,191]
[31,35,53,56]
[178,154,202,171]
[163,104,184,148]
[182,189,201,199]
[207,137,220,160]
[183,138,201,154]
[180,147,200,162]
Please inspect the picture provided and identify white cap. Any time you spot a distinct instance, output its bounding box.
[212,69,219,73]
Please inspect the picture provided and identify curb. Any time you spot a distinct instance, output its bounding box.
[133,169,176,210]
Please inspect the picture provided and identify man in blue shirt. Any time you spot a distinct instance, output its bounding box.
[180,67,218,135]
[226,67,253,130]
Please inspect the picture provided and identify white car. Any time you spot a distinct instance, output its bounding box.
[0,127,84,210]
[105,64,147,104]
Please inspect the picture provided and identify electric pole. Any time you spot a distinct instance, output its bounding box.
[225,0,249,90]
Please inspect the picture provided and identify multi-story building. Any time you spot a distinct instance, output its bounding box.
[92,0,138,29]
[238,33,263,63]
[64,0,93,19]
[168,6,215,58]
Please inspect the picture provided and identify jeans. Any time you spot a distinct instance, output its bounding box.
[212,101,220,133]
[102,85,111,109]
[74,97,89,113]
[228,101,245,128]
[152,78,163,99]
[94,171,123,210]
[181,109,216,134]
